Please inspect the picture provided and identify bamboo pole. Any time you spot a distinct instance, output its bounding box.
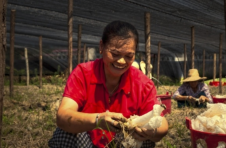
[68,0,73,75]
[139,52,143,61]
[191,26,195,69]
[39,36,42,89]
[219,33,223,94]
[77,24,82,65]
[87,47,89,62]
[152,54,156,75]
[157,42,161,88]
[24,48,29,86]
[0,1,7,147]
[224,0,226,92]
[145,12,151,78]
[213,53,216,81]
[202,49,205,78]
[10,10,15,97]
[184,44,187,78]
[83,44,86,63]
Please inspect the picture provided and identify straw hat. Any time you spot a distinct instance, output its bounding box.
[183,69,207,82]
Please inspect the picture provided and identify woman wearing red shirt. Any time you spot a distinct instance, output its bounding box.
[49,20,168,148]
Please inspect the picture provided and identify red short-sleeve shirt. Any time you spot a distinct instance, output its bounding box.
[63,58,159,148]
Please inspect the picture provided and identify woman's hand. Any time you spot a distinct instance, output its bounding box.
[187,96,195,101]
[97,111,127,133]
[132,127,156,141]
[132,117,168,142]
[199,95,209,103]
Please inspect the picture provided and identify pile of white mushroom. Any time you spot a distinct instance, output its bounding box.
[191,103,226,148]
[117,104,165,148]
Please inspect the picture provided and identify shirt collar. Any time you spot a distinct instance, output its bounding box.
[91,58,131,94]
[90,58,105,84]
[118,69,131,94]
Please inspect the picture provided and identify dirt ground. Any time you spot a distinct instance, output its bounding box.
[2,84,226,148]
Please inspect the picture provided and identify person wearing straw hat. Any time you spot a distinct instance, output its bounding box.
[172,69,213,108]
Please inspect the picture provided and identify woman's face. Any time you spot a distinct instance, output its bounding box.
[188,81,199,88]
[100,37,136,77]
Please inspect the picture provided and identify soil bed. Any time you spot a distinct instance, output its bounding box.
[2,84,225,148]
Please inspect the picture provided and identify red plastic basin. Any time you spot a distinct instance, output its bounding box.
[212,96,226,104]
[186,117,226,148]
[209,81,226,86]
[156,94,171,115]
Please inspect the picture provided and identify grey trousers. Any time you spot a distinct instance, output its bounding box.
[48,127,155,148]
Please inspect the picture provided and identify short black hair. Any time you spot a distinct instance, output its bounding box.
[101,20,139,49]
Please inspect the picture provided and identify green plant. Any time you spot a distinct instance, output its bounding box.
[34,68,38,77]
[10,91,24,101]
[152,74,181,86]
[2,115,14,125]
[174,123,187,138]
[204,78,226,85]
[57,65,61,75]
[166,141,176,148]
[4,79,9,86]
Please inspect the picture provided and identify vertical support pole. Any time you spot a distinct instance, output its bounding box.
[202,50,205,78]
[157,42,161,88]
[219,33,223,94]
[0,1,7,147]
[191,26,195,69]
[87,47,89,62]
[224,0,226,92]
[139,52,143,61]
[145,12,151,78]
[68,0,73,75]
[184,44,187,78]
[213,53,216,81]
[10,10,15,98]
[24,48,29,86]
[39,36,42,89]
[152,54,156,75]
[83,44,86,63]
[77,24,82,65]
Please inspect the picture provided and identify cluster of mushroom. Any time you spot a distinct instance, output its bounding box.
[117,104,165,148]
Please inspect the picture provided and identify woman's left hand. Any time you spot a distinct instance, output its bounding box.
[199,95,209,103]
[132,117,168,142]
[132,127,156,141]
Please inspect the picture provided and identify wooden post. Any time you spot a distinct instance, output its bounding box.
[184,44,187,78]
[77,24,82,65]
[152,54,156,75]
[191,26,195,69]
[0,1,7,147]
[145,12,151,78]
[39,36,42,89]
[139,52,143,61]
[68,0,73,75]
[24,48,29,86]
[157,42,161,88]
[202,49,205,78]
[87,47,89,62]
[10,10,15,97]
[219,33,223,94]
[224,0,226,92]
[213,53,216,81]
[83,44,86,63]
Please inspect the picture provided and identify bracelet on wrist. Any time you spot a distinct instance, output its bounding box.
[95,114,100,127]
